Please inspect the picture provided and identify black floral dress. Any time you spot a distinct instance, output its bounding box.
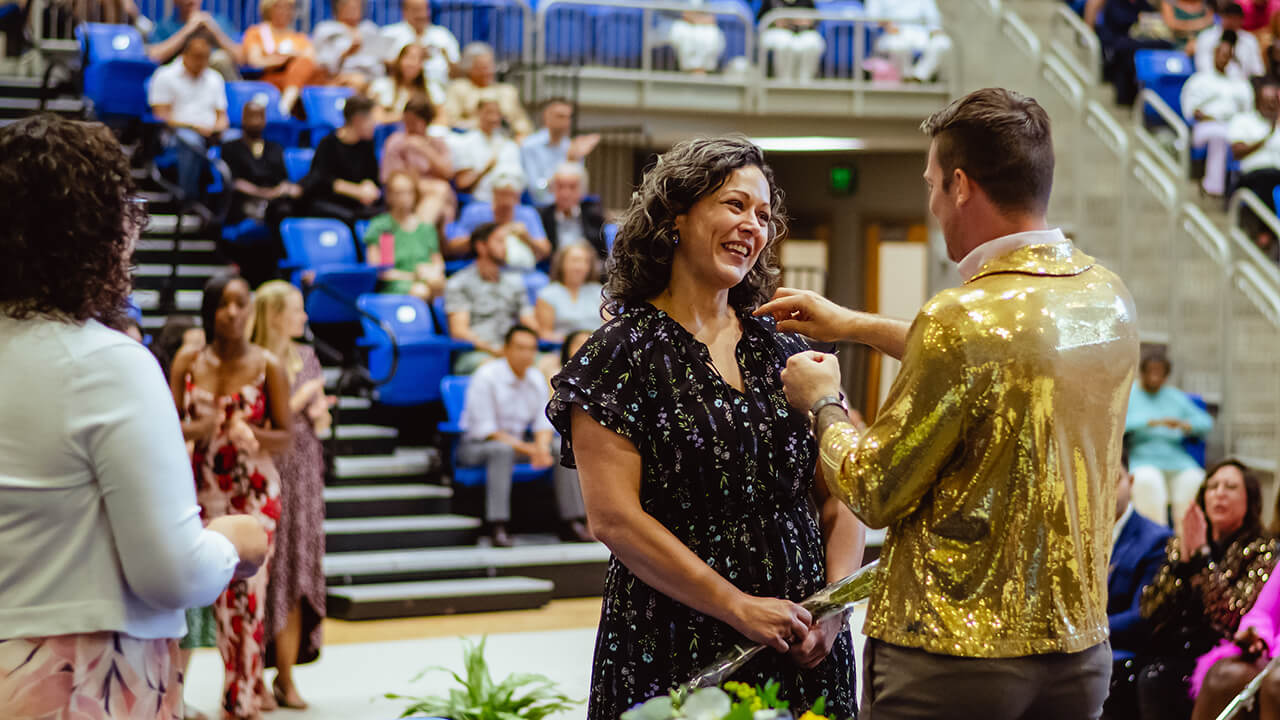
[548,303,857,720]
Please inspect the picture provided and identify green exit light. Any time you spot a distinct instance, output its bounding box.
[828,165,857,195]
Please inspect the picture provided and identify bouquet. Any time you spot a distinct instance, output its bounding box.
[623,680,842,720]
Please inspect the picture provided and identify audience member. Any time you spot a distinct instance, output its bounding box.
[1104,448,1174,720]
[1087,0,1175,106]
[520,98,600,206]
[243,0,323,117]
[536,327,591,389]
[380,96,455,225]
[1164,0,1217,51]
[537,162,607,259]
[1126,353,1214,529]
[369,41,429,123]
[380,0,459,105]
[1265,37,1280,80]
[1183,31,1254,196]
[146,0,241,79]
[535,243,604,343]
[0,113,267,720]
[448,172,548,266]
[444,222,537,374]
[151,315,205,380]
[301,94,383,231]
[250,281,329,712]
[443,42,533,137]
[170,272,293,720]
[312,0,384,91]
[1230,80,1280,246]
[221,99,301,286]
[148,32,228,209]
[1239,0,1280,31]
[1196,2,1264,76]
[1136,460,1278,720]
[865,0,952,82]
[363,171,446,300]
[451,97,525,204]
[669,6,726,73]
[758,0,826,81]
[458,324,590,548]
[104,312,145,343]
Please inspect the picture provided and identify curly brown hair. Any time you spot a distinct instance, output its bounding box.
[0,114,146,323]
[603,135,788,315]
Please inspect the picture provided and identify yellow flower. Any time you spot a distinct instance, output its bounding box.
[800,712,830,720]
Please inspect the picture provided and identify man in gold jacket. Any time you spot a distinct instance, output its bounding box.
[762,88,1140,719]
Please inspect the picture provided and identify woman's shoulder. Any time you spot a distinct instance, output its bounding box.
[742,309,811,358]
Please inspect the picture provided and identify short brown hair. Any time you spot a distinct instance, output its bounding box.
[549,242,600,284]
[921,88,1054,215]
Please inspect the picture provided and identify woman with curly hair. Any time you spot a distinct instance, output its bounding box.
[546,136,863,719]
[0,114,268,719]
[170,272,292,720]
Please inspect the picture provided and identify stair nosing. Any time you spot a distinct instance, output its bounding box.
[327,576,554,601]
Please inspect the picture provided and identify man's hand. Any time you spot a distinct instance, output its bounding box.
[567,133,601,161]
[755,288,855,343]
[781,351,843,412]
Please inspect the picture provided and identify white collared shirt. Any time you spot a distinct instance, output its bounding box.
[957,227,1069,282]
[1195,24,1264,78]
[1113,503,1135,552]
[147,58,226,130]
[1180,69,1253,123]
[460,358,555,441]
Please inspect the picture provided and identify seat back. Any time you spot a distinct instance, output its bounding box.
[603,222,618,254]
[523,270,550,304]
[79,23,147,62]
[78,24,156,119]
[1135,49,1193,119]
[284,147,314,183]
[1184,393,1209,468]
[280,218,360,268]
[301,85,355,137]
[441,375,470,423]
[357,294,439,344]
[225,81,288,126]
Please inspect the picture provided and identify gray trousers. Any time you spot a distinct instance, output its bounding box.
[456,439,586,523]
[862,639,1111,720]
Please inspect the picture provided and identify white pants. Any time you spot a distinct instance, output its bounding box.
[762,27,826,81]
[1131,465,1206,531]
[875,25,953,82]
[1193,120,1232,196]
[669,19,726,72]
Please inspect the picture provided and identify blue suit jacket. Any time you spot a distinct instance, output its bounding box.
[1109,508,1174,660]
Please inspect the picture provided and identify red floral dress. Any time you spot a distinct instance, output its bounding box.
[184,377,282,720]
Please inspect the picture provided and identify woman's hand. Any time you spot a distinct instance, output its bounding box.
[1180,503,1209,559]
[788,610,848,669]
[227,416,261,454]
[729,594,813,653]
[186,395,228,439]
[1236,626,1270,660]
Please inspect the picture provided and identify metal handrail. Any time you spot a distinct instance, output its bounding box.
[1227,189,1280,284]
[997,9,1041,61]
[1131,150,1180,209]
[1085,99,1128,157]
[1048,4,1100,87]
[1040,50,1084,110]
[1180,203,1232,268]
[1234,260,1280,328]
[1132,88,1190,184]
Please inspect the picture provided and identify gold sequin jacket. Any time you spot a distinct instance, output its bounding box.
[820,242,1140,657]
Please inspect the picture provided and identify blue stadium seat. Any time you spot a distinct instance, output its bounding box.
[284,146,314,183]
[435,0,525,64]
[224,81,304,146]
[543,5,594,65]
[715,0,752,65]
[279,218,380,324]
[438,375,553,488]
[77,24,158,120]
[300,85,355,148]
[814,0,871,79]
[1135,49,1194,122]
[374,122,403,163]
[355,219,371,245]
[1184,393,1209,467]
[603,222,618,254]
[357,295,455,405]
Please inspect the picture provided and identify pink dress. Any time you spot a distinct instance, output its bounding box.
[185,378,282,720]
[1190,566,1280,697]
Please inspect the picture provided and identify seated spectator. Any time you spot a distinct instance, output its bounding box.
[312,0,384,92]
[758,0,826,82]
[1126,353,1214,530]
[147,32,227,210]
[520,98,600,206]
[151,315,205,381]
[380,96,455,226]
[536,327,591,388]
[443,42,533,138]
[451,97,525,204]
[362,170,445,300]
[1136,460,1277,720]
[865,0,952,82]
[1104,447,1174,720]
[535,243,603,343]
[458,324,590,548]
[1230,80,1280,248]
[369,41,429,123]
[538,163,607,259]
[301,94,383,232]
[1265,36,1280,81]
[1196,3,1264,76]
[243,0,324,117]
[448,172,548,266]
[1164,0,1216,52]
[380,0,459,105]
[1240,0,1280,32]
[221,99,301,286]
[668,6,726,73]
[444,222,537,374]
[1183,31,1254,196]
[1086,0,1175,105]
[145,0,241,79]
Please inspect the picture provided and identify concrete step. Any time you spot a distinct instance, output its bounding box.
[321,423,399,457]
[334,395,374,425]
[0,96,82,117]
[132,289,202,313]
[326,576,554,620]
[324,514,481,553]
[133,264,227,291]
[324,542,610,598]
[132,238,220,266]
[332,447,440,485]
[323,483,452,519]
[140,313,196,332]
[141,212,206,236]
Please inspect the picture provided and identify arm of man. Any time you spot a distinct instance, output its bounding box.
[146,16,198,62]
[756,288,911,360]
[1110,533,1173,649]
[447,310,499,354]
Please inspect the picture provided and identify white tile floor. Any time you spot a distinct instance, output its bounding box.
[184,608,867,720]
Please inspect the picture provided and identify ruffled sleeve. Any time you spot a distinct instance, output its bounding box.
[546,312,645,468]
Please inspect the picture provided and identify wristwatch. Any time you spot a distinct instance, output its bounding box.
[808,393,847,434]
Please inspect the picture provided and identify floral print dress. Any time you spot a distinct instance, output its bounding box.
[184,377,282,720]
[548,304,857,720]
